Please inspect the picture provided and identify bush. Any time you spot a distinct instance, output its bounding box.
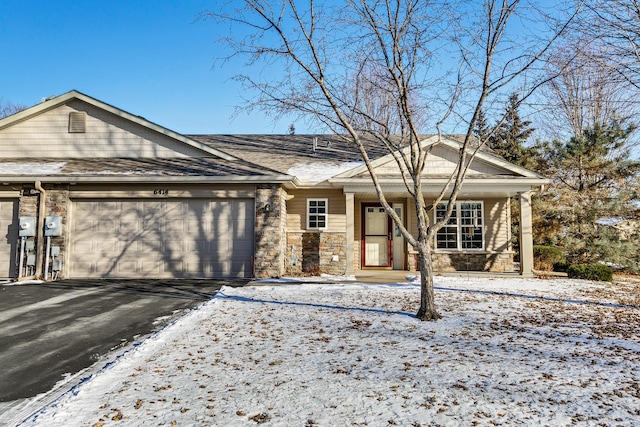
[567,264,613,282]
[533,246,566,271]
[552,262,569,273]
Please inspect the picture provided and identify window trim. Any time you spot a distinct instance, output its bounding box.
[307,198,328,230]
[434,201,485,251]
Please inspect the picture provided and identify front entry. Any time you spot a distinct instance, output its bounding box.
[362,204,392,268]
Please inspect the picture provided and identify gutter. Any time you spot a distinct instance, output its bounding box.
[0,175,296,184]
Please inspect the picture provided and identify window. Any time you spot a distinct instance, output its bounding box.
[435,201,483,250]
[307,198,328,229]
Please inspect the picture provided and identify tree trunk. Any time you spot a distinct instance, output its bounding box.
[415,240,441,321]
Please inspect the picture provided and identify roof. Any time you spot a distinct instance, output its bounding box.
[191,134,547,182]
[0,157,291,183]
[189,134,389,174]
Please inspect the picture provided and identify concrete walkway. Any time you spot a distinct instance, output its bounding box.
[355,270,522,284]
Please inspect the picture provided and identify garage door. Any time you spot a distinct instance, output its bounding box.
[69,199,254,278]
[0,199,18,279]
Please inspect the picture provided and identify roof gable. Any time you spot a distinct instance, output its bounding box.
[333,136,544,179]
[0,90,238,160]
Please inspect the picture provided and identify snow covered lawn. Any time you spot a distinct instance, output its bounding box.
[20,276,640,426]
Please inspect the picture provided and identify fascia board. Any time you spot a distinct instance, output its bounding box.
[332,177,551,186]
[437,139,545,179]
[334,177,551,195]
[0,175,295,184]
[0,90,239,161]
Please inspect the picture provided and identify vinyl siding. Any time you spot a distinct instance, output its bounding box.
[0,100,208,159]
[286,189,346,232]
[366,145,511,177]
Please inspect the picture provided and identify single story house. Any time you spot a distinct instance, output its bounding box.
[0,91,548,281]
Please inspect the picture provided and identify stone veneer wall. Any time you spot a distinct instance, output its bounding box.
[254,184,286,278]
[285,231,347,276]
[45,185,69,278]
[432,252,515,273]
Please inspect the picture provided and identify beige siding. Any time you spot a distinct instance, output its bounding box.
[286,189,346,232]
[367,145,511,177]
[0,100,208,159]
[484,198,510,252]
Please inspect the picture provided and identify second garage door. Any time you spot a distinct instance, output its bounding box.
[69,199,254,278]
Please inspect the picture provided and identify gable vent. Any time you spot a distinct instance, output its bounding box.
[68,112,86,133]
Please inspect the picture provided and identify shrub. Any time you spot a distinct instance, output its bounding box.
[536,261,554,272]
[533,246,566,271]
[552,262,569,273]
[567,264,613,282]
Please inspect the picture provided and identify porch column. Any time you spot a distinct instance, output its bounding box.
[345,192,355,276]
[519,191,534,277]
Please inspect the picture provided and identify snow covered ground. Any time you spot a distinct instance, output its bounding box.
[11,276,640,426]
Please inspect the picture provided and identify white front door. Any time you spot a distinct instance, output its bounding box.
[363,205,390,267]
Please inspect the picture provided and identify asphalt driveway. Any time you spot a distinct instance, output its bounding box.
[0,279,246,402]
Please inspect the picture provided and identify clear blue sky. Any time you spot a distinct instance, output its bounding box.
[0,1,300,134]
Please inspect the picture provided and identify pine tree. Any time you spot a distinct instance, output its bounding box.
[473,109,491,144]
[534,119,640,270]
[489,94,536,169]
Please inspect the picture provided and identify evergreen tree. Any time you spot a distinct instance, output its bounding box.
[473,108,491,144]
[489,94,536,169]
[534,119,640,270]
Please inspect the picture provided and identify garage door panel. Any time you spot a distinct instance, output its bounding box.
[70,199,255,278]
[72,240,95,254]
[139,261,161,275]
[233,240,254,251]
[166,219,187,233]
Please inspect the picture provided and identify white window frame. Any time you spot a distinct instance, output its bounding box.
[307,198,328,230]
[434,201,484,251]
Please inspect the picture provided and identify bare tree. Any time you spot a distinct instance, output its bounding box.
[206,0,581,320]
[0,99,26,119]
[536,43,639,142]
[584,0,640,90]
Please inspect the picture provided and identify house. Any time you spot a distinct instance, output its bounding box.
[0,91,548,281]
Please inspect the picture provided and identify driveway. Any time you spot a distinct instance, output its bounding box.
[0,279,246,402]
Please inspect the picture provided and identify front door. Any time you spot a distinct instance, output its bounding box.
[362,204,392,267]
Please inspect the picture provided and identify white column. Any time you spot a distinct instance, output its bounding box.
[345,192,355,277]
[519,191,534,277]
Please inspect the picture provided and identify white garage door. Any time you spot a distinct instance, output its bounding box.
[0,199,18,279]
[69,199,254,278]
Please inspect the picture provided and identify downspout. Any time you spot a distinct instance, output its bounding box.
[34,181,47,279]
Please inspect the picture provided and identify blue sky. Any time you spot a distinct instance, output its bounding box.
[0,1,298,134]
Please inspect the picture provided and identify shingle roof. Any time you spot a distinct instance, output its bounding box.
[189,134,499,175]
[189,134,392,174]
[0,157,282,177]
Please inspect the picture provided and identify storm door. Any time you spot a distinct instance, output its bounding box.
[362,204,392,267]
